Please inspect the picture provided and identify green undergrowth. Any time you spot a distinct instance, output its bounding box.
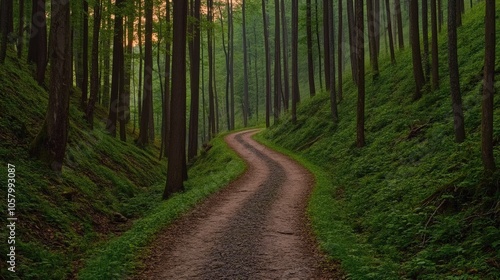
[261,3,500,279]
[0,53,245,279]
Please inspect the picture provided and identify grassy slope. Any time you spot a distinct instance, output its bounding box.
[261,3,500,279]
[0,54,245,279]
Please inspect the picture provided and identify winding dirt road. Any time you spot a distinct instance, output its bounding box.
[135,130,342,279]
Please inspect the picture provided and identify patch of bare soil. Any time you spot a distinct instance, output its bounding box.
[134,130,343,279]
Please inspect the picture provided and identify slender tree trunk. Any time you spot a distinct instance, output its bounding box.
[323,0,330,91]
[137,0,143,119]
[422,0,430,80]
[274,0,281,123]
[314,0,323,89]
[438,0,443,32]
[28,0,47,85]
[164,0,188,199]
[367,0,380,77]
[347,0,358,85]
[262,0,271,127]
[242,0,250,125]
[280,0,290,111]
[356,0,365,147]
[161,0,172,159]
[86,0,102,129]
[481,0,496,172]
[29,0,71,171]
[385,0,396,64]
[219,3,230,131]
[102,0,111,107]
[208,0,216,138]
[430,0,439,90]
[81,0,89,107]
[395,0,404,49]
[338,0,343,101]
[137,0,153,145]
[188,0,201,160]
[374,0,381,55]
[448,0,465,143]
[409,0,425,100]
[17,0,24,58]
[229,0,235,130]
[306,0,316,97]
[291,0,299,123]
[328,0,338,122]
[253,21,260,121]
[0,0,13,63]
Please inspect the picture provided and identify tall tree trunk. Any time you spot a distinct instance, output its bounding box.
[17,0,24,58]
[188,0,201,160]
[385,0,396,64]
[160,0,172,159]
[291,0,299,123]
[438,0,443,33]
[355,0,365,148]
[164,0,188,199]
[81,0,89,107]
[273,0,281,123]
[85,0,102,129]
[262,0,271,127]
[367,0,380,77]
[323,0,330,91]
[229,0,235,130]
[28,0,47,85]
[374,0,381,55]
[29,0,71,171]
[422,0,430,80]
[0,0,13,63]
[106,0,125,138]
[306,0,316,97]
[430,0,439,90]
[208,0,216,138]
[253,21,260,121]
[409,0,425,100]
[328,0,338,122]
[102,0,112,108]
[219,2,230,131]
[338,0,343,101]
[280,0,290,111]
[314,0,323,90]
[448,0,465,143]
[395,0,404,49]
[242,0,250,125]
[137,0,153,145]
[347,0,358,85]
[481,0,496,172]
[137,0,143,120]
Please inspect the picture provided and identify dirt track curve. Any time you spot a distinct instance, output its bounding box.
[135,130,342,279]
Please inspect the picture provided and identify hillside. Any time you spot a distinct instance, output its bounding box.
[0,54,245,279]
[261,2,500,279]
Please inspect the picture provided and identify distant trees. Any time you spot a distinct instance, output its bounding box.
[28,0,47,85]
[356,0,365,148]
[409,0,425,100]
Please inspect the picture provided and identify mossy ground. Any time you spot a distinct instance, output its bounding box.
[261,2,500,279]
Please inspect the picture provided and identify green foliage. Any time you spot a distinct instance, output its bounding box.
[261,2,500,279]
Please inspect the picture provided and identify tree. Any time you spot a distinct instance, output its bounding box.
[347,0,358,85]
[322,0,330,91]
[280,0,290,112]
[355,0,365,147]
[160,0,172,159]
[242,0,250,125]
[338,0,344,101]
[291,0,299,123]
[219,2,231,131]
[409,0,425,100]
[422,0,430,80]
[314,0,323,89]
[85,0,102,129]
[385,0,396,64]
[164,0,188,199]
[395,0,404,49]
[188,0,201,161]
[306,0,316,97]
[0,0,13,63]
[137,0,154,146]
[17,0,25,58]
[262,0,271,127]
[208,0,216,138]
[29,0,71,171]
[273,0,281,123]
[81,0,89,107]
[447,0,465,143]
[430,0,439,90]
[481,0,496,172]
[367,0,379,77]
[28,0,47,85]
[327,0,338,122]
[106,0,125,138]
[229,0,235,130]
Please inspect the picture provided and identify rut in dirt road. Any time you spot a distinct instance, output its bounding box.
[136,130,341,279]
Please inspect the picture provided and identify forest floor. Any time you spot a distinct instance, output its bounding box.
[133,130,343,279]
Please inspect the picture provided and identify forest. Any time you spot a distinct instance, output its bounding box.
[0,0,499,279]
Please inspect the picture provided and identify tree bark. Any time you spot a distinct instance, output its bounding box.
[395,0,404,49]
[367,0,380,77]
[323,0,330,91]
[28,0,47,85]
[385,0,396,64]
[347,0,358,85]
[409,0,425,100]
[242,0,250,125]
[338,0,344,101]
[188,0,201,161]
[306,0,316,97]
[430,0,439,90]
[314,0,323,89]
[262,0,271,127]
[274,0,281,124]
[280,0,290,112]
[481,0,495,172]
[448,0,466,143]
[422,0,430,80]
[85,0,102,129]
[17,0,24,58]
[29,0,71,171]
[356,0,365,147]
[164,0,188,199]
[291,0,299,123]
[160,0,171,159]
[81,0,89,107]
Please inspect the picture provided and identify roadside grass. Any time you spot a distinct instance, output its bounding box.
[260,2,500,279]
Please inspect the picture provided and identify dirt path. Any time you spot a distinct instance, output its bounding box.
[135,130,342,279]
